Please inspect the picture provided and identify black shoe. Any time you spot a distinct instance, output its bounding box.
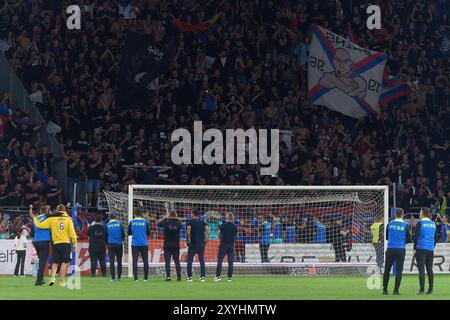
[165,277,171,281]
[35,281,43,286]
[177,277,182,281]
[90,274,96,277]
[48,281,55,286]
[426,290,433,295]
[417,290,425,295]
[393,291,400,295]
[382,290,388,295]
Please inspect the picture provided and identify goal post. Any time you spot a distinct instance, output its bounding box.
[104,185,389,278]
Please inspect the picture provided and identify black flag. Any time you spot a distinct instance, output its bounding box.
[117,27,177,109]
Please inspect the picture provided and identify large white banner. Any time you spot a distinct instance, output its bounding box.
[0,240,33,275]
[245,243,450,274]
[308,25,387,118]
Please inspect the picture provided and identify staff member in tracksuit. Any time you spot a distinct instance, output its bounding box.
[158,211,182,281]
[105,213,125,281]
[215,213,237,282]
[414,207,438,295]
[30,205,52,286]
[127,210,151,281]
[186,210,210,282]
[382,208,411,295]
[88,215,107,277]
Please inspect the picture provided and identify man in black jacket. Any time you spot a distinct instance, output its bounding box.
[88,215,107,277]
[215,213,238,282]
[330,217,350,262]
[158,211,182,281]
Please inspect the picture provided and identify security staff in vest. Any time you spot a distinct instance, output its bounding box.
[158,211,182,281]
[414,207,438,294]
[128,209,151,281]
[370,216,384,271]
[88,215,107,277]
[186,209,210,282]
[215,213,238,282]
[30,205,53,286]
[105,213,125,281]
[382,208,411,295]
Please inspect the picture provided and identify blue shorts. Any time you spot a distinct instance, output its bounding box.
[87,179,100,193]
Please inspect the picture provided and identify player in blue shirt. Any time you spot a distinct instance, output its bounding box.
[284,217,297,244]
[270,213,283,243]
[127,210,151,281]
[437,215,450,242]
[30,205,52,286]
[414,207,438,295]
[382,208,411,295]
[258,216,272,263]
[313,217,327,244]
[105,213,125,281]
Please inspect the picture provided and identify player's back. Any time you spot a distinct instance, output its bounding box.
[387,219,407,249]
[189,219,207,246]
[129,217,149,246]
[106,219,124,245]
[46,214,76,245]
[417,218,436,251]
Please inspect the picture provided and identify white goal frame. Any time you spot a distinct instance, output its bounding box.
[126,185,389,278]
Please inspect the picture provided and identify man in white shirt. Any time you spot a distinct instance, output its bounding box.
[14,226,29,277]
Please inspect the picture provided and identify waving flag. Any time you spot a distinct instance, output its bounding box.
[308,25,387,118]
[347,23,357,43]
[117,25,178,109]
[345,27,409,106]
[173,13,222,42]
[173,13,222,33]
[380,75,411,105]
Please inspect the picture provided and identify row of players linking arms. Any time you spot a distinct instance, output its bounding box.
[27,204,236,287]
[383,207,439,295]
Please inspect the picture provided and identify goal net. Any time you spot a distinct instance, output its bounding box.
[104,185,388,277]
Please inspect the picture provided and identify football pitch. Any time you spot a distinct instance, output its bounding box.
[1,275,450,300]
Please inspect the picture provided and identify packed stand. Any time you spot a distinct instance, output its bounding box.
[0,0,448,216]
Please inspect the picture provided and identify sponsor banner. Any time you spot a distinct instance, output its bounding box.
[0,240,33,275]
[5,241,450,275]
[245,243,450,274]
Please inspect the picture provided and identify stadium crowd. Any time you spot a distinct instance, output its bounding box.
[0,0,448,217]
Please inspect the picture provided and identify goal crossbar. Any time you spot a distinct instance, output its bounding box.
[103,185,389,278]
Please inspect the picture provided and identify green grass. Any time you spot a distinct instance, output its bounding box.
[0,275,449,300]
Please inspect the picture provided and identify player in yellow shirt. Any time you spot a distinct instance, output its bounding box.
[30,204,77,287]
